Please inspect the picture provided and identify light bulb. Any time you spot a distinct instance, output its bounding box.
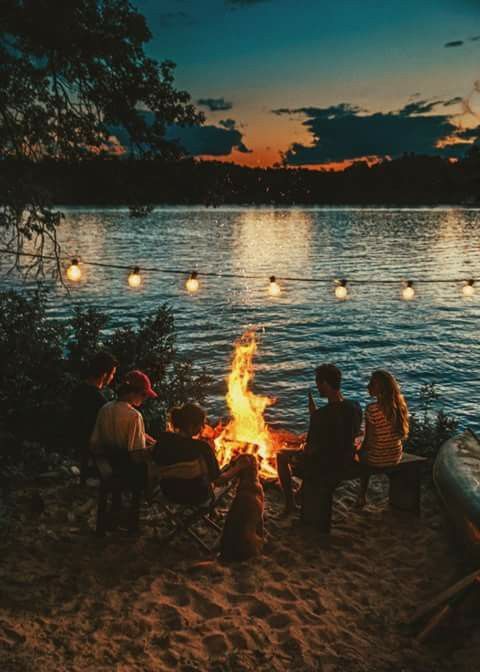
[128,266,142,288]
[66,259,82,282]
[186,271,199,293]
[463,279,475,297]
[268,275,281,297]
[335,279,348,300]
[402,281,415,301]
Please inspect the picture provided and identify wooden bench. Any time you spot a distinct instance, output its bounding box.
[301,452,428,533]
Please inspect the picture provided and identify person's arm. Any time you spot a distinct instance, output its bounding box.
[305,410,322,455]
[199,441,221,482]
[308,390,316,416]
[127,413,151,463]
[145,433,157,449]
[361,405,376,450]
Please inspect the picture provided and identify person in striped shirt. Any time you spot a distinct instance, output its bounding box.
[356,370,409,508]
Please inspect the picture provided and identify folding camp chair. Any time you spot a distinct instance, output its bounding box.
[148,459,235,553]
[94,453,145,536]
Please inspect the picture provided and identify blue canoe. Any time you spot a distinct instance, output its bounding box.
[433,430,480,558]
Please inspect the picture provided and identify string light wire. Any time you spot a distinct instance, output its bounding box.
[0,248,477,289]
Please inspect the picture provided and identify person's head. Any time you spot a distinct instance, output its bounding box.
[118,370,158,408]
[169,402,206,438]
[368,369,409,439]
[315,363,342,397]
[87,351,118,388]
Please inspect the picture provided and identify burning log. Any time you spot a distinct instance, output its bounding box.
[203,331,304,480]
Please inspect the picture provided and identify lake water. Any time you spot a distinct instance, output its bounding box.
[2,207,480,432]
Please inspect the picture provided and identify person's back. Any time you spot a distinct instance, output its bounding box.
[153,431,219,504]
[153,403,220,505]
[307,398,362,474]
[364,401,403,467]
[70,351,117,484]
[91,400,147,456]
[71,381,107,450]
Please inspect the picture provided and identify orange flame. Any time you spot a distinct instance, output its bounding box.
[214,331,278,477]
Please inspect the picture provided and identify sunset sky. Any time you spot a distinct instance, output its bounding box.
[136,0,480,169]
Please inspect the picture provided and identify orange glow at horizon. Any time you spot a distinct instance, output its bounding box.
[199,151,384,171]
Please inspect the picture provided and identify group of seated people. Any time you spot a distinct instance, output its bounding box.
[71,352,410,533]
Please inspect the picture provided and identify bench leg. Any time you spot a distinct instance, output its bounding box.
[301,480,333,533]
[388,467,421,515]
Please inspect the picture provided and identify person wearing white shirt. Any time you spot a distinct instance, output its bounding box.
[90,369,158,532]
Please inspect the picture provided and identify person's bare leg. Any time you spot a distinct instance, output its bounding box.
[356,474,370,508]
[276,452,296,513]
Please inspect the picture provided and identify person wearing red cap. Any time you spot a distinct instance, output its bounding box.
[90,369,158,532]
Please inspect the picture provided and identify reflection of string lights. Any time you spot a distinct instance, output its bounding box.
[268,275,281,297]
[463,279,475,297]
[186,271,199,293]
[335,279,348,300]
[1,249,478,301]
[402,281,415,301]
[128,266,142,288]
[66,259,81,282]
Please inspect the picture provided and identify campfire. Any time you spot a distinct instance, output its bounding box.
[204,331,302,479]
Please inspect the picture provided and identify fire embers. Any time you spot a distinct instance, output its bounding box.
[204,331,302,479]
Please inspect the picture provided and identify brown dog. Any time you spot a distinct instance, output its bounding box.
[219,454,264,562]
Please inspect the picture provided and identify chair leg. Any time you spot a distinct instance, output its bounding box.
[80,448,89,487]
[96,486,109,536]
[127,489,142,533]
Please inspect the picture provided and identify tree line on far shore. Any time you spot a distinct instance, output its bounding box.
[3,150,479,208]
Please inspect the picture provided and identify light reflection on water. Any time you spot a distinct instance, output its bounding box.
[2,207,479,432]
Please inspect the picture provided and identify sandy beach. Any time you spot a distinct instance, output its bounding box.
[1,475,479,672]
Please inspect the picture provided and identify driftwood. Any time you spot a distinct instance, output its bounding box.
[409,568,480,642]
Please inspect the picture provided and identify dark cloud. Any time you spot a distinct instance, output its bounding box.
[444,40,464,47]
[197,97,233,111]
[274,101,477,165]
[456,127,480,141]
[399,100,444,115]
[109,111,249,157]
[165,123,251,155]
[444,96,464,106]
[471,35,480,41]
[218,118,237,130]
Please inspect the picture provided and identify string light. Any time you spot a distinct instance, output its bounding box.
[335,279,348,300]
[1,250,478,302]
[186,271,199,293]
[402,281,415,301]
[128,266,142,288]
[463,279,475,297]
[66,258,81,282]
[268,275,281,297]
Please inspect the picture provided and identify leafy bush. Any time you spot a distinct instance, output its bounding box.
[0,290,211,478]
[406,383,458,460]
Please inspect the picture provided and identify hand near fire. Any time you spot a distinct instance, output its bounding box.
[145,433,157,449]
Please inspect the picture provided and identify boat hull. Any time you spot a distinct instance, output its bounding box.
[433,431,480,558]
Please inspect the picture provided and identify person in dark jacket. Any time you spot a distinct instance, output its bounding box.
[71,351,118,485]
[277,363,362,514]
[153,403,220,505]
